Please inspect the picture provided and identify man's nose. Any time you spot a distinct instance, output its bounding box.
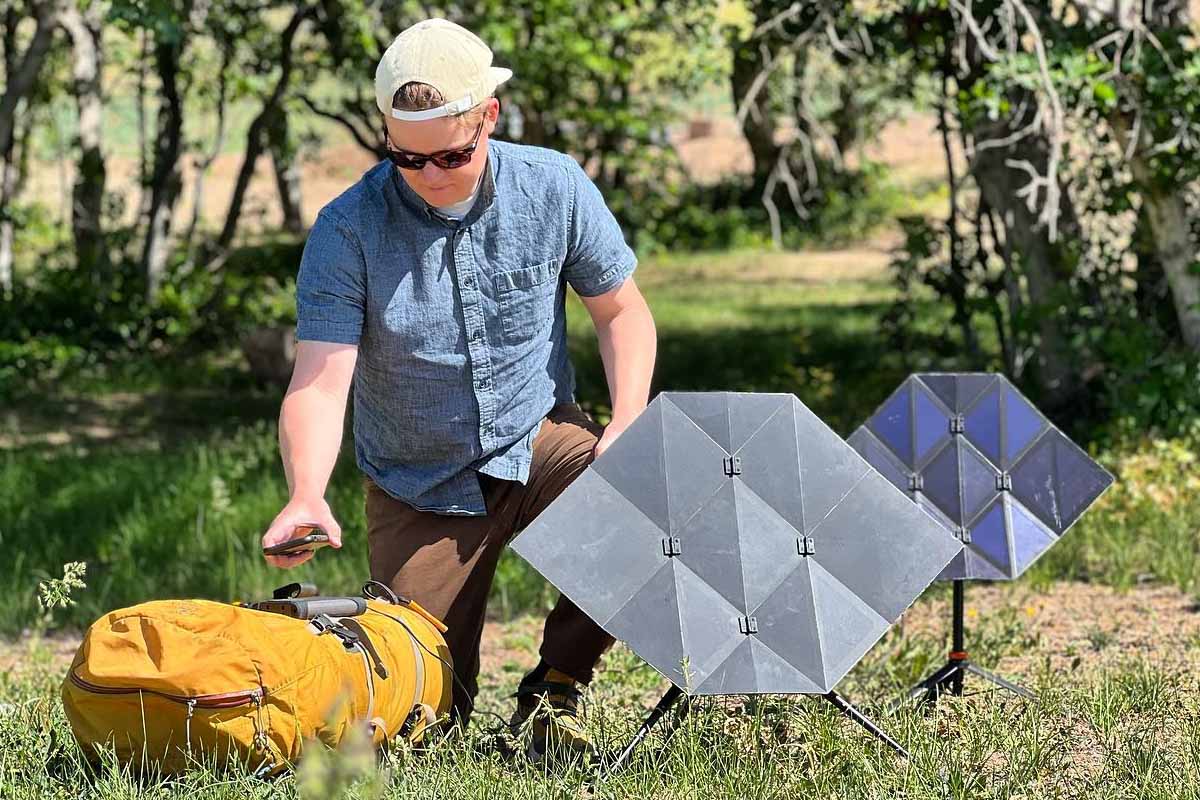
[421,162,447,182]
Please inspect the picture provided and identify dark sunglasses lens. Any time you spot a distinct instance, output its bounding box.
[390,151,428,170]
[432,151,472,169]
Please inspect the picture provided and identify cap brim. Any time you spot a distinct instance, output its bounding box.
[489,66,513,87]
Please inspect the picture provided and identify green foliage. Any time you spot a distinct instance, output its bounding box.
[36,562,87,616]
[0,237,304,398]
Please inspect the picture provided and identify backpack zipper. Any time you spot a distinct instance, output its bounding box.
[68,671,264,708]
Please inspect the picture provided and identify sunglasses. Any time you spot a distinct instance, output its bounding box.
[383,118,485,170]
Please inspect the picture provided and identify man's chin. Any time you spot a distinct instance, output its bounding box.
[417,186,466,206]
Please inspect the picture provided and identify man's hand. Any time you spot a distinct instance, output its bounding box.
[262,497,343,569]
[594,413,637,460]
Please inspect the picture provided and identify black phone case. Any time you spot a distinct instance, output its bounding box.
[263,532,329,556]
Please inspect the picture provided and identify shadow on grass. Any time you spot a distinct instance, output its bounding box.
[572,297,968,435]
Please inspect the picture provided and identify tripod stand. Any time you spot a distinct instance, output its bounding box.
[607,683,909,772]
[902,580,1035,706]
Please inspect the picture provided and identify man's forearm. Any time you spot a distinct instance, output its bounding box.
[279,385,347,500]
[596,303,656,421]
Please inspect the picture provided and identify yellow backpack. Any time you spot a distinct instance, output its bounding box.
[61,584,453,776]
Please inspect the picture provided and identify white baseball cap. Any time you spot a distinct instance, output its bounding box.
[375,18,513,121]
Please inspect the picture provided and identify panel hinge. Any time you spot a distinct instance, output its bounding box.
[908,474,924,492]
[738,616,758,635]
[797,537,816,557]
[723,456,742,477]
[950,415,965,434]
[995,473,1012,492]
[955,526,972,544]
[661,537,681,557]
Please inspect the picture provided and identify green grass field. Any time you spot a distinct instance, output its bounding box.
[3,251,1200,798]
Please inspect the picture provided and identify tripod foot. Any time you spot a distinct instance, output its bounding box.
[606,685,687,773]
[824,691,909,758]
[964,662,1036,699]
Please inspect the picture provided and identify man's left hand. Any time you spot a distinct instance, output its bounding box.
[594,413,638,460]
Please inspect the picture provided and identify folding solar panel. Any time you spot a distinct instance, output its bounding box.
[511,392,962,696]
[848,373,1114,581]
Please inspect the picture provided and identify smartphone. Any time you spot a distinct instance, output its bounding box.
[263,525,330,557]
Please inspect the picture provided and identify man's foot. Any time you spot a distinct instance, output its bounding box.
[509,667,591,764]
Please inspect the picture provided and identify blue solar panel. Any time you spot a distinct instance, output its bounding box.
[851,373,1113,582]
[913,385,951,465]
[970,502,1011,574]
[964,385,1002,463]
[869,386,913,467]
[960,444,999,523]
[921,443,963,524]
[1002,385,1045,465]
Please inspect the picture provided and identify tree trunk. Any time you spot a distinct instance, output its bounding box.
[1108,6,1200,351]
[142,35,185,302]
[0,0,61,158]
[729,34,781,190]
[60,2,107,278]
[267,114,304,235]
[135,28,150,224]
[1134,179,1200,351]
[184,50,230,249]
[970,118,1083,408]
[217,9,309,250]
[0,153,18,295]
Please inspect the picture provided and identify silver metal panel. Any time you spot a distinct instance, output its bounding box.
[663,392,731,452]
[791,398,872,533]
[676,481,747,611]
[810,560,891,689]
[752,558,826,690]
[512,391,964,698]
[736,401,806,533]
[591,400,670,531]
[661,397,730,533]
[509,469,667,627]
[733,480,807,612]
[604,561,686,686]
[810,468,963,620]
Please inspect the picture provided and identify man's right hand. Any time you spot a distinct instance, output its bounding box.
[262,498,343,569]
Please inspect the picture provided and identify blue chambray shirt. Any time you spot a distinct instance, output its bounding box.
[295,140,637,516]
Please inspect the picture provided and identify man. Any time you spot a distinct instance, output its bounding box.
[260,18,657,759]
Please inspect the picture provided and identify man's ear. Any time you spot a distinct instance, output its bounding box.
[485,97,501,134]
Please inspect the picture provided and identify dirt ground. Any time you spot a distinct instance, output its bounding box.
[9,581,1198,690]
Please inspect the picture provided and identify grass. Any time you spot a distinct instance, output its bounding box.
[5,596,1200,798]
[3,249,1200,797]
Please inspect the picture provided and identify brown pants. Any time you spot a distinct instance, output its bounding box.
[365,404,615,719]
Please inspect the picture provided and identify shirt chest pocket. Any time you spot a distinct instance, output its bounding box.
[492,259,562,343]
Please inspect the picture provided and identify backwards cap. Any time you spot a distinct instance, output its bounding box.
[375,18,513,121]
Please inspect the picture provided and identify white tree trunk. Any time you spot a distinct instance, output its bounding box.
[60,2,107,275]
[1138,183,1200,351]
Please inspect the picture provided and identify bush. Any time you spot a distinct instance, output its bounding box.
[1,237,305,396]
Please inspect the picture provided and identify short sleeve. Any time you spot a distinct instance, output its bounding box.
[296,210,367,345]
[562,162,638,297]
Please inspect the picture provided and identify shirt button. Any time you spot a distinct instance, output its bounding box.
[476,378,491,390]
[470,329,483,342]
[462,276,475,288]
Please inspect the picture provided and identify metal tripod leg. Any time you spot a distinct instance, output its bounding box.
[606,685,687,772]
[964,662,1035,698]
[906,661,961,701]
[896,581,1036,710]
[823,691,910,758]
